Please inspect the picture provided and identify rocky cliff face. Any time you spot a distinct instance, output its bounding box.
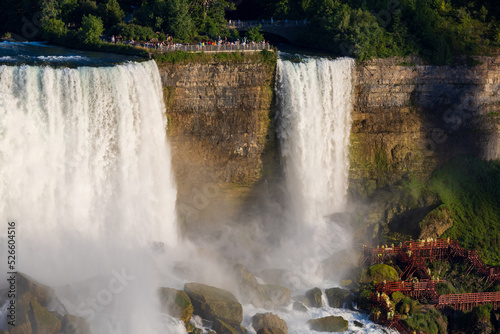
[350,56,500,197]
[158,55,500,236]
[157,58,276,231]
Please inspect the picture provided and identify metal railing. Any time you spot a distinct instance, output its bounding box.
[227,20,308,28]
[155,43,272,52]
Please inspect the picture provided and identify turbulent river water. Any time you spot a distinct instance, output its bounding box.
[0,43,394,333]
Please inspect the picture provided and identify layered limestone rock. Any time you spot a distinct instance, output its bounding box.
[157,58,276,232]
[157,55,500,239]
[351,56,500,196]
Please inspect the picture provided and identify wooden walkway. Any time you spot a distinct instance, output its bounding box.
[363,239,500,333]
[362,239,500,284]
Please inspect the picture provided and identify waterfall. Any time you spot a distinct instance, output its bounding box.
[0,60,178,246]
[276,56,355,226]
[0,60,183,333]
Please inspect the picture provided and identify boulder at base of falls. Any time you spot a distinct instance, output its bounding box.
[233,264,291,308]
[159,287,194,324]
[252,313,288,334]
[233,264,268,308]
[9,272,68,334]
[257,328,286,334]
[30,299,62,333]
[305,287,323,308]
[307,316,349,332]
[324,287,351,308]
[61,314,92,334]
[292,301,307,312]
[212,318,247,334]
[261,284,290,307]
[184,283,243,326]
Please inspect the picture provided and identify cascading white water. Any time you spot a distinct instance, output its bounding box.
[270,55,355,288]
[0,60,178,246]
[0,60,185,333]
[277,56,355,225]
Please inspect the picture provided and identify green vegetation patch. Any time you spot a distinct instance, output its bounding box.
[360,264,400,284]
[429,156,500,266]
[153,49,276,65]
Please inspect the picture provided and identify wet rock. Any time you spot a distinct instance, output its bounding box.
[305,287,323,308]
[159,287,194,324]
[419,206,454,239]
[30,299,62,334]
[261,284,290,307]
[252,313,288,334]
[17,272,54,306]
[233,264,267,308]
[184,283,242,326]
[324,287,351,308]
[354,320,363,328]
[9,273,63,334]
[212,318,247,334]
[292,301,307,312]
[257,328,286,334]
[307,316,348,332]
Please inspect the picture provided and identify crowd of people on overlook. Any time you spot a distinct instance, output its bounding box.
[106,33,271,52]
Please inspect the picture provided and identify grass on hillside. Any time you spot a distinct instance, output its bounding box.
[402,156,500,266]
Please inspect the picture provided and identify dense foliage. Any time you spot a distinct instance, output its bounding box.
[1,0,499,60]
[244,0,500,61]
[0,0,242,51]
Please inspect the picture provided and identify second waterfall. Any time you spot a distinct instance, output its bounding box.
[277,55,355,226]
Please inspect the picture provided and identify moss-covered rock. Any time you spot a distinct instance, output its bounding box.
[9,302,32,334]
[159,287,194,324]
[30,299,62,334]
[324,288,351,308]
[391,291,405,304]
[305,287,323,308]
[360,264,400,284]
[212,318,247,334]
[307,316,348,332]
[9,273,63,334]
[403,304,447,334]
[356,288,373,311]
[17,273,54,306]
[184,283,242,326]
[252,313,288,334]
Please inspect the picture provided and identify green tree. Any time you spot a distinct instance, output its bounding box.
[78,14,103,45]
[246,25,264,41]
[188,0,234,35]
[166,0,195,41]
[40,0,61,23]
[98,0,125,28]
[41,18,67,42]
